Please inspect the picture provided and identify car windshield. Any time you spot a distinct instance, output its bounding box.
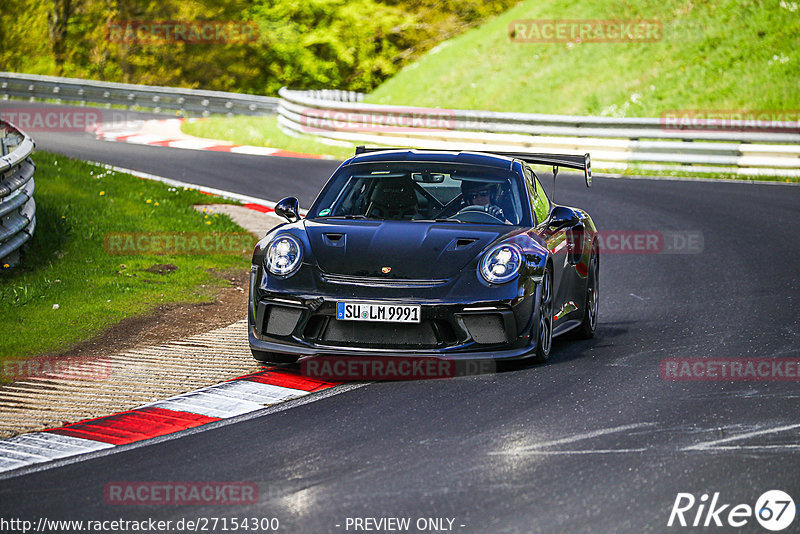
[309,162,525,225]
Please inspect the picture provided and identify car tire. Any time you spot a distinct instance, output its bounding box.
[575,247,599,339]
[531,267,553,364]
[251,348,298,364]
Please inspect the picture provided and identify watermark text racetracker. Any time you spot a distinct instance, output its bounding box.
[297,107,456,133]
[660,357,800,381]
[106,20,259,44]
[302,356,495,381]
[0,106,101,133]
[2,356,112,381]
[509,19,663,43]
[104,481,258,505]
[580,230,703,254]
[104,232,256,255]
[660,109,800,133]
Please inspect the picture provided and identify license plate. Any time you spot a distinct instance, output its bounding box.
[336,302,421,323]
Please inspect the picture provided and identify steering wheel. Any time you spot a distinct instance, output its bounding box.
[453,204,505,223]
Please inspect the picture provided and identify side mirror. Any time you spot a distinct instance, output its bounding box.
[275,197,300,223]
[548,206,580,230]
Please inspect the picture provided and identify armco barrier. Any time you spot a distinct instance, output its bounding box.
[0,120,36,267]
[0,72,278,117]
[277,88,800,177]
[1,72,797,176]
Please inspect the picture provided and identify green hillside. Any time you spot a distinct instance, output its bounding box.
[366,0,800,116]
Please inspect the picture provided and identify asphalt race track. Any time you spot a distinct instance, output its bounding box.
[1,103,799,533]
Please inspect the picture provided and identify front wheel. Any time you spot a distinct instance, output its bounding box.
[530,268,553,364]
[575,249,599,339]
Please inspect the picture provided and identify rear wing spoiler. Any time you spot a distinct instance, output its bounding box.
[354,146,591,187]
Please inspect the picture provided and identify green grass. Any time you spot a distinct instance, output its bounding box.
[366,0,800,116]
[0,152,254,362]
[596,166,800,183]
[181,116,357,160]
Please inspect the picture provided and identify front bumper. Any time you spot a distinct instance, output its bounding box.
[248,292,539,362]
[248,260,543,361]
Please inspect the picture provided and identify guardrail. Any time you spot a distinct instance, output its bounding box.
[2,73,797,176]
[0,72,279,117]
[277,88,800,177]
[0,120,36,267]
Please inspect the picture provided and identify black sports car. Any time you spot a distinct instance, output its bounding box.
[248,147,598,365]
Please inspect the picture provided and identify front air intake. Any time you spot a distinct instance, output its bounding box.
[461,314,507,344]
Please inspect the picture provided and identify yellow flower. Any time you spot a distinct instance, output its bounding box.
[154,202,159,206]
[202,208,207,213]
[146,199,152,204]
[99,191,105,196]
[206,221,211,225]
[2,264,9,268]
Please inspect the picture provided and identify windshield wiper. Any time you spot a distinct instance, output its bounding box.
[410,218,464,224]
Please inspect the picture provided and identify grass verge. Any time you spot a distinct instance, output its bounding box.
[181,116,357,160]
[0,151,254,363]
[365,0,800,116]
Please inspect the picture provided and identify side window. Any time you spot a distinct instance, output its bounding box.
[522,165,537,223]
[532,173,550,224]
[523,165,550,225]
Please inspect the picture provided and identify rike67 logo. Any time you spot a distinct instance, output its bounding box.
[668,490,796,531]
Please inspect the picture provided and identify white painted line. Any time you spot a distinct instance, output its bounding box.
[230,146,279,156]
[167,139,224,150]
[120,134,168,145]
[530,423,654,449]
[496,448,649,456]
[700,444,800,451]
[682,423,800,451]
[489,423,656,456]
[98,130,141,139]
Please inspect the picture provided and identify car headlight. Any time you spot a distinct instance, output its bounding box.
[265,235,303,276]
[479,243,523,284]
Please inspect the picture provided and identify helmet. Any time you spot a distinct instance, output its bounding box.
[460,180,498,203]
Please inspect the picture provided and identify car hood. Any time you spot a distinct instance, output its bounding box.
[304,219,511,279]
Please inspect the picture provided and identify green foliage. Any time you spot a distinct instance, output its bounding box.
[0,0,515,94]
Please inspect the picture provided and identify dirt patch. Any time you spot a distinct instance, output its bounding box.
[143,263,179,275]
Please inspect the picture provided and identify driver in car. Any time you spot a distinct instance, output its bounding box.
[461,180,506,221]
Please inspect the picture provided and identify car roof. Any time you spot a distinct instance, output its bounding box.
[345,149,517,170]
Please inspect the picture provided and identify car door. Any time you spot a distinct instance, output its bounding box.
[525,165,568,316]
